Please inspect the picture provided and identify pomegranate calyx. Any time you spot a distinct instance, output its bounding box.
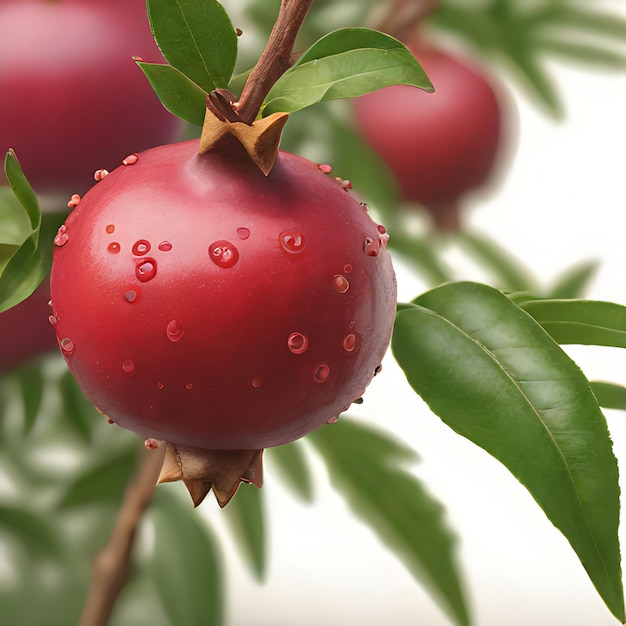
[198,108,289,176]
[158,442,264,508]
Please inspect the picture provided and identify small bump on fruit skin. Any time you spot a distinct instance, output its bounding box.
[50,139,397,453]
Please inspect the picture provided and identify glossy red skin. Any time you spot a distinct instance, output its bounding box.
[0,0,180,195]
[50,140,397,450]
[353,45,503,211]
[0,279,57,373]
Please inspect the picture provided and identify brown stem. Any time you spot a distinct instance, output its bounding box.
[234,0,314,124]
[78,445,165,626]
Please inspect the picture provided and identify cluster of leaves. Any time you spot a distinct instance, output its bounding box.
[1,0,626,625]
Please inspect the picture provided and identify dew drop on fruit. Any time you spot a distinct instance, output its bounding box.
[132,240,151,256]
[279,230,305,254]
[67,194,81,208]
[251,377,263,388]
[326,415,340,424]
[158,241,172,252]
[48,314,58,326]
[136,258,157,282]
[344,264,353,274]
[313,363,330,383]
[144,438,159,450]
[374,364,383,376]
[60,337,75,355]
[237,227,251,240]
[185,383,194,390]
[317,163,332,174]
[343,333,357,352]
[123,153,139,166]
[54,225,69,247]
[105,224,115,234]
[208,240,239,268]
[108,242,121,254]
[95,169,109,181]
[166,319,184,343]
[124,289,138,303]
[157,382,165,390]
[363,236,380,257]
[331,274,350,294]
[287,332,309,354]
[122,359,135,373]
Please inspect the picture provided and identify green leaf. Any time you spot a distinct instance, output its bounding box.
[308,418,470,626]
[266,441,314,503]
[223,484,267,581]
[151,487,223,626]
[393,282,624,621]
[58,370,98,442]
[146,0,237,92]
[57,444,139,509]
[591,381,626,412]
[137,61,208,126]
[263,29,433,115]
[0,504,63,559]
[4,149,40,233]
[548,260,600,299]
[17,363,45,434]
[532,38,626,68]
[520,299,626,348]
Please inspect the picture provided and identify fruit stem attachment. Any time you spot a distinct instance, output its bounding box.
[234,0,313,124]
[78,445,165,626]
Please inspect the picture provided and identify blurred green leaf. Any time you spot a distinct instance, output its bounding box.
[137,62,208,126]
[223,484,267,581]
[520,299,626,347]
[267,441,314,503]
[548,259,600,299]
[147,0,237,91]
[263,29,433,115]
[57,443,139,509]
[17,362,45,434]
[58,370,98,442]
[591,382,626,412]
[308,418,470,626]
[393,282,624,621]
[151,488,224,626]
[0,504,63,559]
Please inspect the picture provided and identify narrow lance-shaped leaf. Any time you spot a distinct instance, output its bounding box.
[591,382,626,412]
[266,440,314,503]
[147,0,237,92]
[263,28,433,115]
[308,418,470,626]
[520,298,626,347]
[393,282,624,621]
[223,483,267,581]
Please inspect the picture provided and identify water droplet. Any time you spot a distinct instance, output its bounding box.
[343,333,357,352]
[144,438,159,449]
[122,359,135,373]
[157,382,165,390]
[251,377,263,388]
[331,274,350,294]
[353,397,364,405]
[363,236,380,257]
[124,289,138,303]
[95,169,109,181]
[158,241,172,252]
[48,314,58,326]
[54,225,69,247]
[317,163,332,174]
[136,258,157,282]
[132,239,151,256]
[67,193,81,208]
[237,227,250,240]
[107,418,115,424]
[344,264,353,274]
[287,332,309,354]
[185,383,194,390]
[60,337,75,354]
[107,242,121,254]
[208,240,239,268]
[105,224,115,234]
[166,319,184,343]
[335,177,352,190]
[326,415,339,424]
[313,363,330,383]
[377,224,387,235]
[123,153,139,166]
[374,364,383,376]
[279,230,305,254]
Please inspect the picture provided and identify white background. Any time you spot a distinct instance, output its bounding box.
[203,4,626,626]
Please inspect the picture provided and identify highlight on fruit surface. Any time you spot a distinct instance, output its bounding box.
[49,118,397,506]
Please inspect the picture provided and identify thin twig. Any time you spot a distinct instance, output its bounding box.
[234,0,314,124]
[78,445,165,626]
